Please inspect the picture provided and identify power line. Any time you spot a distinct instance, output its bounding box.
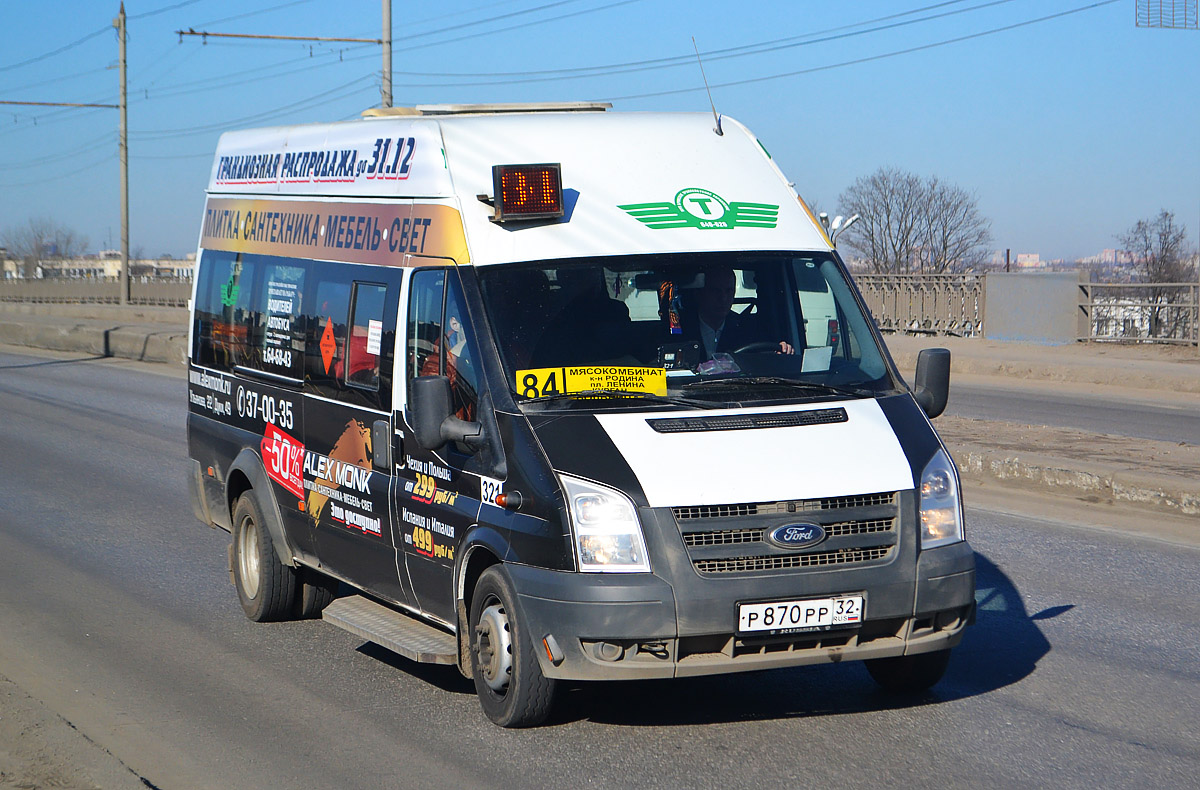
[262,0,1020,91]
[601,0,1123,102]
[0,26,109,73]
[128,0,209,21]
[0,150,112,190]
[130,75,377,139]
[5,66,110,96]
[382,0,985,79]
[0,100,117,109]
[0,134,114,171]
[175,29,381,45]
[400,0,587,38]
[192,0,315,28]
[393,0,642,54]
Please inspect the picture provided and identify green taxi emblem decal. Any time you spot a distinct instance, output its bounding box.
[619,188,779,230]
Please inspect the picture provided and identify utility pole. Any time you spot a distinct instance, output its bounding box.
[177,0,393,108]
[115,2,129,305]
[382,0,392,108]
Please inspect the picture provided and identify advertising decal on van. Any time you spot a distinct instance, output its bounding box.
[619,188,780,230]
[214,136,417,187]
[200,198,470,264]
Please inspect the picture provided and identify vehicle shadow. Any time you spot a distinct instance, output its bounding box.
[554,551,1059,727]
[355,642,476,695]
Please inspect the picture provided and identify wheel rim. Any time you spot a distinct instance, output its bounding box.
[475,598,513,693]
[237,513,261,599]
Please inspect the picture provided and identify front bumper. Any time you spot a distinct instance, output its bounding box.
[507,538,975,682]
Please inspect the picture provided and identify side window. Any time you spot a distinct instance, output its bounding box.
[442,275,479,424]
[193,251,258,371]
[407,268,479,429]
[258,261,305,379]
[407,269,445,383]
[346,283,387,390]
[309,279,351,385]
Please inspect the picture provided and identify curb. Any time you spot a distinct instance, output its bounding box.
[0,318,187,366]
[952,444,1200,518]
[886,346,1200,396]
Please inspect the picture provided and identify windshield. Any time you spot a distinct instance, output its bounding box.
[476,252,895,407]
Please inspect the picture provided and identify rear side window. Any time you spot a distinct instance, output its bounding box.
[193,251,259,371]
[346,283,387,390]
[301,265,398,410]
[309,279,352,385]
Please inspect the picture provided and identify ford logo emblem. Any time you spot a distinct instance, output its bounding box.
[768,523,827,549]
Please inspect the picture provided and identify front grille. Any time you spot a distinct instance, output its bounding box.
[674,491,902,576]
[675,503,759,520]
[681,518,894,548]
[693,546,893,574]
[672,491,896,520]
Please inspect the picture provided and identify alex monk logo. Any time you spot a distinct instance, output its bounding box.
[619,188,779,230]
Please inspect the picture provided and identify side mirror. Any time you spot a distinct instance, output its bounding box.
[409,375,484,451]
[913,348,950,419]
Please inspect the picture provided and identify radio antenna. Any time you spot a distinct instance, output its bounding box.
[692,37,722,136]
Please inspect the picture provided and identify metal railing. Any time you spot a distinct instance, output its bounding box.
[854,273,984,336]
[0,276,192,307]
[1080,282,1199,345]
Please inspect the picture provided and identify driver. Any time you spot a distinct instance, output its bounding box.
[691,267,794,357]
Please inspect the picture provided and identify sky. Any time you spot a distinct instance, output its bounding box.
[1,0,1197,261]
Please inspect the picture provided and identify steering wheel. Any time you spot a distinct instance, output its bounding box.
[732,341,781,354]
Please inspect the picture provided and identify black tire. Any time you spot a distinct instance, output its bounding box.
[865,648,952,693]
[469,566,557,727]
[294,567,338,619]
[231,494,297,622]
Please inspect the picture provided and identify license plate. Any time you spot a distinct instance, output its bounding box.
[737,595,863,634]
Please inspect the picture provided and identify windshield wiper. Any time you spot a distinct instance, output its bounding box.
[680,377,870,399]
[523,388,715,407]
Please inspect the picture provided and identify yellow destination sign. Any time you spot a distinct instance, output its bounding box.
[516,366,667,398]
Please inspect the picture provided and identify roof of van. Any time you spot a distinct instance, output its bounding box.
[205,109,831,265]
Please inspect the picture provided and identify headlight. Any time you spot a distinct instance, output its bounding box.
[919,449,964,549]
[561,474,651,573]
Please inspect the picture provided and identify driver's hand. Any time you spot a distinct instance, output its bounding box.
[777,341,795,355]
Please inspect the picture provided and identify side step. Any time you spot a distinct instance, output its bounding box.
[322,595,457,665]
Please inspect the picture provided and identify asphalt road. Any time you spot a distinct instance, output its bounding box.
[1,348,1197,789]
[946,376,1200,445]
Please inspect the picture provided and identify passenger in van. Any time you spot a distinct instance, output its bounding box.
[687,267,794,358]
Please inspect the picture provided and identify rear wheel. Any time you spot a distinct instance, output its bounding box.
[231,494,297,622]
[865,648,952,693]
[469,566,557,727]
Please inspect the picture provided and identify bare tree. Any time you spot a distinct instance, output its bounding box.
[1118,210,1191,284]
[1117,210,1194,339]
[1,217,88,278]
[837,167,991,274]
[916,177,992,273]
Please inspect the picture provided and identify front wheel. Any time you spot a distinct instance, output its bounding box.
[231,494,297,622]
[865,648,952,693]
[469,566,557,727]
